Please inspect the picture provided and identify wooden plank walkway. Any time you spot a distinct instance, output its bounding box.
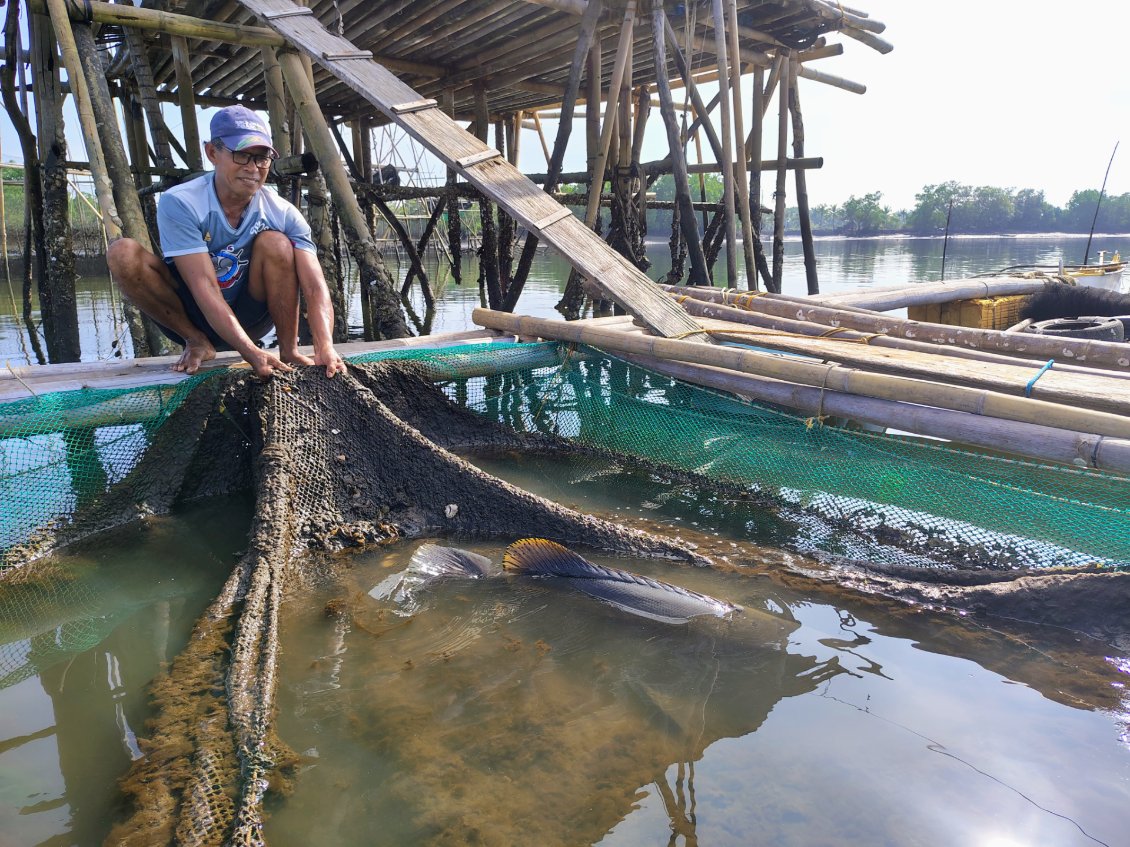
[0,330,509,402]
[235,0,710,343]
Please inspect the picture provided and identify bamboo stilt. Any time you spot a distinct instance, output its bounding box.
[725,0,756,290]
[170,36,202,171]
[473,85,502,310]
[771,56,790,293]
[747,65,772,289]
[73,22,166,355]
[42,0,120,238]
[653,7,708,286]
[582,1,635,230]
[32,5,80,362]
[277,49,409,339]
[710,0,738,286]
[788,62,818,295]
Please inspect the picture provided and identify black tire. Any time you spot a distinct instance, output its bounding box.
[1028,316,1125,342]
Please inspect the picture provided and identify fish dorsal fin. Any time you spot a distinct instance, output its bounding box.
[502,538,589,576]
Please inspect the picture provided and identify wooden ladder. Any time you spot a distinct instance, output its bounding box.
[237,0,711,342]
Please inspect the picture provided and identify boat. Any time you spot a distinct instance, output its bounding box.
[1058,250,1125,292]
[979,250,1126,294]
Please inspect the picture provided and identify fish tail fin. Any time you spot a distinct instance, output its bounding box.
[409,543,492,577]
[502,538,592,576]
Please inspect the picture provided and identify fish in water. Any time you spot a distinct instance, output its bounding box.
[374,538,740,625]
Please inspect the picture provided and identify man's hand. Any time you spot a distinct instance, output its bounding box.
[315,345,347,378]
[247,348,295,380]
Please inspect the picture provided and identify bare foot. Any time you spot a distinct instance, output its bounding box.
[281,350,316,367]
[172,339,216,374]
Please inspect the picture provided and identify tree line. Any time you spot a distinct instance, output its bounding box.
[645,175,1130,236]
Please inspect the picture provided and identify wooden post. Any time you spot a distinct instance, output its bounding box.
[653,6,709,286]
[42,0,120,237]
[771,55,790,293]
[1,3,47,363]
[473,84,502,309]
[789,61,819,295]
[32,5,81,362]
[73,22,165,355]
[608,28,645,278]
[583,1,635,229]
[710,0,738,287]
[440,88,461,286]
[586,36,601,177]
[725,0,757,289]
[170,35,202,171]
[123,27,178,172]
[747,64,772,289]
[277,49,409,339]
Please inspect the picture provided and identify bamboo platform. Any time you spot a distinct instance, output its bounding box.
[236,0,710,343]
[471,308,1130,474]
[0,329,513,402]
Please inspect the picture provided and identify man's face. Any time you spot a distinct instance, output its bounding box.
[207,141,272,201]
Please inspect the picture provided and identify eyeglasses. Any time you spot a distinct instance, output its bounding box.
[213,142,276,169]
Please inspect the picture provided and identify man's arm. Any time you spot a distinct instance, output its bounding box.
[294,248,346,377]
[174,252,293,379]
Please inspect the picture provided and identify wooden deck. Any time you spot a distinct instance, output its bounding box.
[0,329,511,402]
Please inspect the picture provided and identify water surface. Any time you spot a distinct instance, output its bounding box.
[1,461,1127,846]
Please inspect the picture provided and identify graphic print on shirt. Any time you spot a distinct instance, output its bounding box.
[213,245,248,289]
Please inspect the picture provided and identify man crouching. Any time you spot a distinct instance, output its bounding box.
[107,105,346,379]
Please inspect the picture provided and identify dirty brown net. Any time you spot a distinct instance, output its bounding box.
[1,341,1127,845]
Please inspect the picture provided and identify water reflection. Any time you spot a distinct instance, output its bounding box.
[270,544,841,846]
[0,500,244,844]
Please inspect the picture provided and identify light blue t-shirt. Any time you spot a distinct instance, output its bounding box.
[157,172,317,303]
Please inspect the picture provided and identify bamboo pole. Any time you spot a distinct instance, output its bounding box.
[170,36,202,171]
[771,55,790,293]
[27,0,287,47]
[260,46,292,154]
[691,316,1130,416]
[471,309,1130,439]
[582,0,635,230]
[277,49,409,339]
[725,0,756,290]
[661,286,1128,382]
[747,64,771,289]
[660,16,726,177]
[788,62,818,294]
[653,6,708,285]
[473,84,502,310]
[614,353,1130,475]
[709,0,738,286]
[668,284,1130,372]
[43,0,121,239]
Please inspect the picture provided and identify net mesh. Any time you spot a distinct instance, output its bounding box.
[1,340,1127,845]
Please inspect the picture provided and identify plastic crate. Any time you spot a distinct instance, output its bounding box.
[908,294,1028,331]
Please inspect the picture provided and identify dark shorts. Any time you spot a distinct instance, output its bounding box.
[159,261,274,351]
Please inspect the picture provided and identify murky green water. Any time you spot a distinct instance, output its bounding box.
[1,454,1128,846]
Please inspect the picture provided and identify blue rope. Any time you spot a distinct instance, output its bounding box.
[1025,359,1055,397]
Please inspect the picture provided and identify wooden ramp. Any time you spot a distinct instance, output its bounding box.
[237,0,710,343]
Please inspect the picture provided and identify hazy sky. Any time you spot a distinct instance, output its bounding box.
[3,1,1127,214]
[773,0,1130,210]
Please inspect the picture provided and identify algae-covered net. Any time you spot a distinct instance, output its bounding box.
[1,340,1127,845]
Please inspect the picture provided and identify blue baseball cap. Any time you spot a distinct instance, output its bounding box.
[209,105,276,157]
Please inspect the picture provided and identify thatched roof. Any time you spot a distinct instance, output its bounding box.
[130,0,886,121]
